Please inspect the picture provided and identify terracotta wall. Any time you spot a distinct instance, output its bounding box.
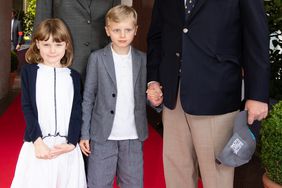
[0,0,12,99]
[132,0,154,52]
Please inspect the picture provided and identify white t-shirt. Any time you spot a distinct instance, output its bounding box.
[108,46,138,140]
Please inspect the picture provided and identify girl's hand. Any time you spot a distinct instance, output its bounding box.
[49,143,75,159]
[34,137,51,159]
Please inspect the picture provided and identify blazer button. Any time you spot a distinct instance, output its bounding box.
[112,93,116,97]
[110,110,114,114]
[87,20,91,24]
[183,28,188,33]
[84,42,90,46]
[176,52,180,57]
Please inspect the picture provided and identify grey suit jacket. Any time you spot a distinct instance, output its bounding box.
[81,44,148,143]
[34,0,120,79]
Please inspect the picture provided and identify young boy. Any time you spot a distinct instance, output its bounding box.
[79,5,148,188]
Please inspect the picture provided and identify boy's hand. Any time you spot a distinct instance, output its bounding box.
[79,140,91,156]
[34,137,51,159]
[49,143,75,159]
[147,81,163,107]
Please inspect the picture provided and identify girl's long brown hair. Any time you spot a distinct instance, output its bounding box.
[25,18,73,67]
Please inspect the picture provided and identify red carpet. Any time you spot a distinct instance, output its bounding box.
[0,95,25,188]
[0,94,203,188]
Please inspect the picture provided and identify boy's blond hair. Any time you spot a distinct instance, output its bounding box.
[105,5,137,26]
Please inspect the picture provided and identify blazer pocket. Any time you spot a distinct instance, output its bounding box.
[216,54,240,66]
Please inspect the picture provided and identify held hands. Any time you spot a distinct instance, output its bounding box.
[244,99,268,124]
[146,81,163,107]
[79,140,91,156]
[34,137,75,160]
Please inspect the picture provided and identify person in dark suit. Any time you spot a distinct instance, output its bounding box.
[34,0,120,80]
[146,0,270,187]
[11,10,23,51]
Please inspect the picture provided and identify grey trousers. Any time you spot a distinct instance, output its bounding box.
[87,139,143,188]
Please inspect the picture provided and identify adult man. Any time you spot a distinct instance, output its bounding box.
[11,10,23,51]
[34,0,120,80]
[147,0,270,188]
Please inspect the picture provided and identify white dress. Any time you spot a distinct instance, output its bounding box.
[11,64,87,188]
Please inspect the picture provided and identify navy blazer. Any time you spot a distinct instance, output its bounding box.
[21,63,82,145]
[147,0,270,115]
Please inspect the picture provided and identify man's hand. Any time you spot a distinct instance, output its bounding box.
[245,99,268,124]
[147,81,163,107]
[15,44,21,51]
[79,140,91,156]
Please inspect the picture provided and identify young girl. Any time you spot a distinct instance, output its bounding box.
[11,18,87,188]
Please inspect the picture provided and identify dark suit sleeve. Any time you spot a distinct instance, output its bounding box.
[147,0,162,83]
[240,0,270,102]
[34,0,53,28]
[21,65,42,142]
[16,20,24,45]
[67,70,82,145]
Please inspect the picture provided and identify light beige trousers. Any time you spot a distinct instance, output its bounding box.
[162,94,238,188]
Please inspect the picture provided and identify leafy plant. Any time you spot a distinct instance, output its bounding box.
[260,100,282,185]
[260,2,282,184]
[23,0,36,37]
[264,0,282,100]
